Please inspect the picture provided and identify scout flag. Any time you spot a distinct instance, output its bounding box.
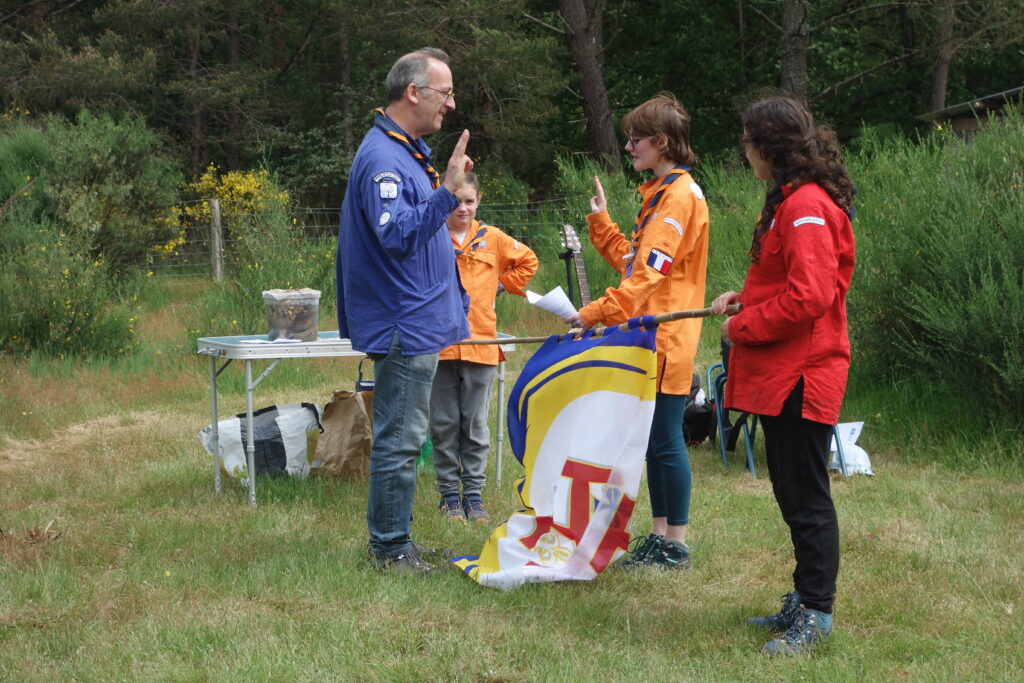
[452,320,658,590]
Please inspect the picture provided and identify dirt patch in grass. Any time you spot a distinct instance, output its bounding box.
[0,410,169,472]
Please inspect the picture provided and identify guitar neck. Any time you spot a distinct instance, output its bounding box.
[572,253,591,306]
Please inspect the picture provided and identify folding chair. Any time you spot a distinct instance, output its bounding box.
[706,362,757,478]
[707,362,849,478]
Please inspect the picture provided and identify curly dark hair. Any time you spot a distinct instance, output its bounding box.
[741,97,854,263]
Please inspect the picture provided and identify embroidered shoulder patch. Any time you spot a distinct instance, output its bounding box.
[646,248,674,274]
[373,171,401,183]
[689,182,705,200]
[793,216,826,227]
[379,181,398,199]
[378,211,391,226]
[662,216,683,235]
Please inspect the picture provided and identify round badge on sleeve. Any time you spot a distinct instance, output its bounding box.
[379,211,391,226]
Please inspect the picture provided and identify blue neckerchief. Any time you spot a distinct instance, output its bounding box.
[626,165,691,277]
[454,224,488,255]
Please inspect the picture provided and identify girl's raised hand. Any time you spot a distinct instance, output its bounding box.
[589,175,607,214]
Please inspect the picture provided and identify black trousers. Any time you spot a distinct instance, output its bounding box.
[759,379,840,614]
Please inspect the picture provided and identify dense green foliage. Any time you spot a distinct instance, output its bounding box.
[0,114,180,356]
[849,116,1024,414]
[1,0,1021,198]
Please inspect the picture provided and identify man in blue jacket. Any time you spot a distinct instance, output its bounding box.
[337,47,473,575]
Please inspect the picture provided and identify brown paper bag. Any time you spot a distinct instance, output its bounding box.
[311,390,373,478]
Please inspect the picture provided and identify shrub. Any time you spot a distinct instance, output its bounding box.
[847,117,1024,415]
[40,111,182,276]
[0,217,134,357]
[0,112,177,357]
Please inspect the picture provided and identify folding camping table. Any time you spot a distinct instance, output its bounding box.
[197,332,364,505]
[197,331,514,505]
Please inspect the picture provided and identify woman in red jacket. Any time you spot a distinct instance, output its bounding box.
[711,96,855,656]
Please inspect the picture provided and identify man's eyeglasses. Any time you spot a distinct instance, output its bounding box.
[419,84,455,103]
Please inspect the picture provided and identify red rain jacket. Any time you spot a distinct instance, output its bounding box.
[725,182,855,424]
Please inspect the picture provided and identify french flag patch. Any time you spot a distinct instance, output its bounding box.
[646,248,674,274]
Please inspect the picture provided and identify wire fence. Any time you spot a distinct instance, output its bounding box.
[149,196,595,279]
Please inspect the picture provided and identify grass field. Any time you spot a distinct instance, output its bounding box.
[2,278,1023,681]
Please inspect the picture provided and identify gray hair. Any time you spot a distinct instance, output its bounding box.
[385,47,450,103]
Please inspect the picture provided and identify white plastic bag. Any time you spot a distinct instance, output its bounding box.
[829,421,874,476]
[198,403,322,480]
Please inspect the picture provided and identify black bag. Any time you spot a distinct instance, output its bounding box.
[682,373,715,446]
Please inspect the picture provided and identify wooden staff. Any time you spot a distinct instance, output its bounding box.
[457,303,742,345]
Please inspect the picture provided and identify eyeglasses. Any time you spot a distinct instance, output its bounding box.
[419,84,455,103]
[627,136,649,147]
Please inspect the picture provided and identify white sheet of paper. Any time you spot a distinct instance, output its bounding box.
[526,286,577,319]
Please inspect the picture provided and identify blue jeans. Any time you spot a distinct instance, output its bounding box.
[366,332,439,558]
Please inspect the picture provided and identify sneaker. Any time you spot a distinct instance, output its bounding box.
[651,538,692,570]
[761,607,832,656]
[747,591,802,631]
[620,533,665,570]
[462,495,490,522]
[369,550,439,576]
[439,495,467,521]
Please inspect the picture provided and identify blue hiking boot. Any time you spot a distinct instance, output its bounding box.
[747,591,802,631]
[761,607,832,656]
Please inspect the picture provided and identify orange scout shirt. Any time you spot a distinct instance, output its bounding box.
[579,169,709,395]
[439,220,538,365]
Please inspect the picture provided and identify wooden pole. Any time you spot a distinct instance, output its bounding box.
[209,198,223,282]
[457,304,742,346]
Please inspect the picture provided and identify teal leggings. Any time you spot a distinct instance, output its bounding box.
[646,392,691,526]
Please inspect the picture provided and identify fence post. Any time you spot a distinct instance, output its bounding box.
[209,198,223,282]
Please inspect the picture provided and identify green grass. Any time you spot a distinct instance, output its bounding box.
[2,276,1023,680]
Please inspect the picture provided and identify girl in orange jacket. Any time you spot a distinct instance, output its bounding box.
[430,172,538,522]
[712,96,855,656]
[565,94,709,570]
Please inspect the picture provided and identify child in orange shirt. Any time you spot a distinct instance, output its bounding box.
[430,172,538,521]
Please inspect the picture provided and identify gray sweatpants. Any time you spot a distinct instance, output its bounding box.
[429,359,496,498]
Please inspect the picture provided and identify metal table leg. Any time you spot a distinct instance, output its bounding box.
[209,356,221,493]
[245,359,257,506]
[496,360,505,485]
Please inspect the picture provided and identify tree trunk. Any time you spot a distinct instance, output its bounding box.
[929,0,956,113]
[226,0,241,169]
[780,0,809,101]
[188,29,207,173]
[559,0,620,170]
[338,18,352,160]
[737,0,747,87]
[269,2,285,71]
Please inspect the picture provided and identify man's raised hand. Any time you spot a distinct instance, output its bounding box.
[443,129,473,193]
